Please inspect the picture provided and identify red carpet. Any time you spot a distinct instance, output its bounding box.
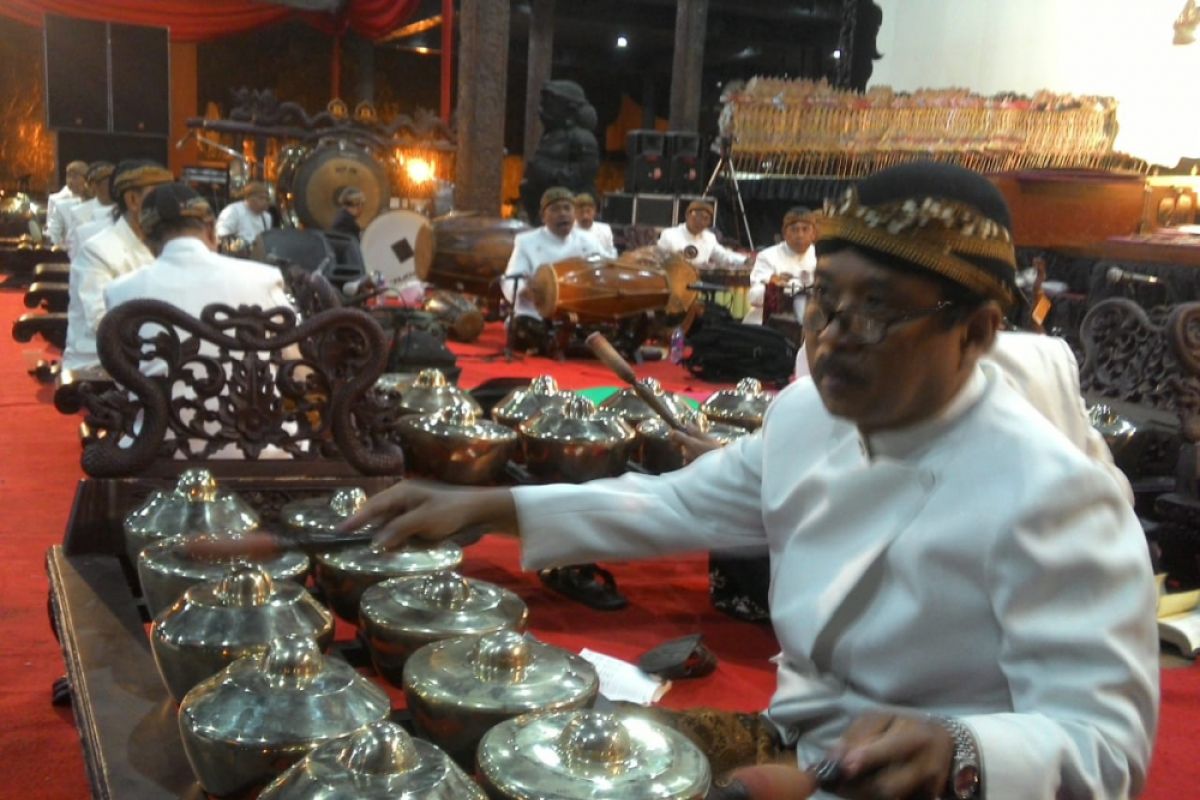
[1,287,1197,797]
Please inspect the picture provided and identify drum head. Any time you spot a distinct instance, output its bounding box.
[530,263,559,319]
[290,143,391,230]
[361,210,435,284]
[663,254,699,314]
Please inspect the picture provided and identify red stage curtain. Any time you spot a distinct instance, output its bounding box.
[0,0,420,41]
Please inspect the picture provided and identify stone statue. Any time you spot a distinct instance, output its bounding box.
[519,80,600,222]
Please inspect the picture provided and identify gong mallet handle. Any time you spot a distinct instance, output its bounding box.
[585,332,689,433]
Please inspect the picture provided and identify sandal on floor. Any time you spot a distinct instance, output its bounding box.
[539,563,628,611]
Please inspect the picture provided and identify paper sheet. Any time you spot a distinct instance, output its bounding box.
[580,648,672,705]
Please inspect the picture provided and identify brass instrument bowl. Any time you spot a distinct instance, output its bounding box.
[178,634,391,798]
[637,414,748,474]
[258,720,485,799]
[359,571,528,685]
[402,630,599,767]
[123,467,259,570]
[398,404,519,485]
[150,565,333,704]
[700,378,775,430]
[396,368,482,417]
[491,374,572,430]
[315,540,464,622]
[519,395,636,483]
[478,709,712,800]
[137,533,310,620]
[598,377,694,427]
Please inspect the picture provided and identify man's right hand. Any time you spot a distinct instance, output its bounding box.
[339,482,520,550]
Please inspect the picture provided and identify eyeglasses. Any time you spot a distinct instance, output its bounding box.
[803,290,957,346]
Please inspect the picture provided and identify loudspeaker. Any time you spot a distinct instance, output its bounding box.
[633,194,675,228]
[110,23,170,136]
[44,15,169,136]
[602,192,634,226]
[665,132,703,194]
[625,129,667,194]
[56,131,169,182]
[45,16,108,131]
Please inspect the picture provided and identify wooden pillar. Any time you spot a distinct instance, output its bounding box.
[668,0,708,132]
[168,42,198,177]
[455,0,510,215]
[522,0,555,165]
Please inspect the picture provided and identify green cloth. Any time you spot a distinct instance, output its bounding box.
[575,386,699,408]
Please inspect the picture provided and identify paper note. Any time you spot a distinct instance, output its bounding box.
[579,648,672,705]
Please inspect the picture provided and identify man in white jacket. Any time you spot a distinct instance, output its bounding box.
[340,163,1160,800]
[45,160,88,247]
[657,199,750,269]
[572,192,616,257]
[745,206,818,325]
[62,160,173,372]
[64,162,116,258]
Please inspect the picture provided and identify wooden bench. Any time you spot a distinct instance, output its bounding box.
[12,311,67,348]
[24,280,69,312]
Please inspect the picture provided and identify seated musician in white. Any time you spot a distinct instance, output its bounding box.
[656,199,751,269]
[502,186,604,325]
[63,160,173,373]
[215,181,273,251]
[346,162,1158,800]
[64,162,116,258]
[105,182,297,459]
[45,160,89,247]
[572,192,616,257]
[744,206,817,325]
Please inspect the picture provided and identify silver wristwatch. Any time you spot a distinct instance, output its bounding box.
[937,717,982,799]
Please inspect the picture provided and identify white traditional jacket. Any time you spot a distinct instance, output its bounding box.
[576,220,616,257]
[63,216,153,371]
[514,363,1159,799]
[656,223,748,269]
[66,211,116,261]
[105,236,291,316]
[45,185,82,246]
[745,241,816,325]
[502,226,604,319]
[215,200,272,245]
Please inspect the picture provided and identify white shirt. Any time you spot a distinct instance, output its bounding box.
[63,216,153,371]
[513,363,1157,799]
[502,226,604,319]
[745,241,817,325]
[656,223,749,269]
[575,220,616,257]
[64,200,115,258]
[215,200,272,245]
[67,210,117,260]
[46,187,83,247]
[105,237,297,459]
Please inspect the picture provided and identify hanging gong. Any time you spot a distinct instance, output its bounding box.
[288,142,391,230]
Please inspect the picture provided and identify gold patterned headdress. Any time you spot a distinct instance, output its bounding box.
[817,163,1018,309]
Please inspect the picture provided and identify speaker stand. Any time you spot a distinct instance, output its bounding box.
[704,137,755,251]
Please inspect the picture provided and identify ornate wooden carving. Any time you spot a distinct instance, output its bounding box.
[80,299,403,478]
[1080,298,1183,411]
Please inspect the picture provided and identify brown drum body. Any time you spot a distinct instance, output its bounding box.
[530,258,675,323]
[424,290,485,342]
[423,215,531,296]
[614,246,698,315]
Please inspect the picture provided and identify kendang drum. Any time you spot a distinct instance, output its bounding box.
[361,209,435,293]
[617,246,699,315]
[276,140,390,230]
[530,255,695,323]
[422,214,530,298]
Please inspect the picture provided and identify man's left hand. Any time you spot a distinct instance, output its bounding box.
[823,711,954,799]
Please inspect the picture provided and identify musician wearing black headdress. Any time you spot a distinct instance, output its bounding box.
[348,162,1158,800]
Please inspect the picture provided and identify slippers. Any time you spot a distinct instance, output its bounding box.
[539,563,628,611]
